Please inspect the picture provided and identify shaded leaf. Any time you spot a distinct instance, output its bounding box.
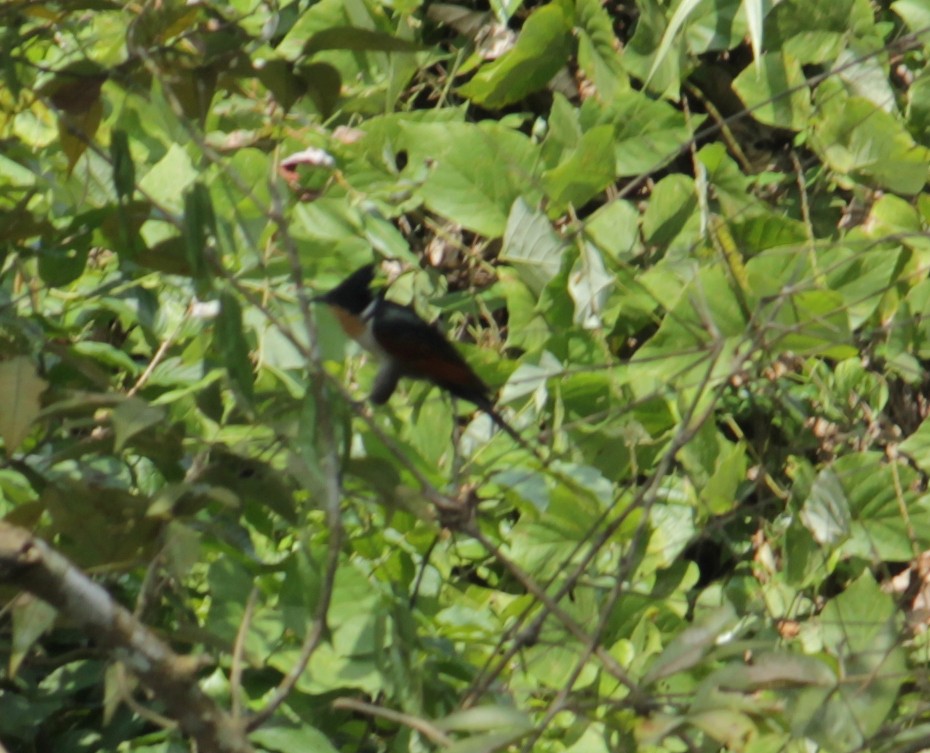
[297,61,342,116]
[111,398,167,452]
[109,129,136,201]
[643,603,738,684]
[215,292,255,403]
[0,357,46,455]
[10,596,57,677]
[183,183,218,284]
[302,27,425,54]
[58,97,103,172]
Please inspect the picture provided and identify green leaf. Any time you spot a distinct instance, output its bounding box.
[800,469,851,546]
[810,84,930,194]
[109,129,136,201]
[541,124,616,212]
[819,241,902,328]
[698,651,835,693]
[643,602,738,684]
[807,574,906,750]
[701,439,747,515]
[732,51,812,130]
[584,200,641,260]
[641,173,698,247]
[633,265,747,387]
[0,357,47,455]
[405,121,539,238]
[835,46,896,113]
[296,61,342,116]
[37,240,90,287]
[10,596,57,677]
[900,418,930,472]
[436,706,533,733]
[445,731,531,753]
[251,723,339,753]
[728,215,807,254]
[136,235,193,276]
[644,0,703,89]
[302,27,425,54]
[111,398,167,452]
[458,4,572,108]
[215,292,254,403]
[71,341,143,375]
[183,183,217,284]
[254,58,307,112]
[688,709,757,751]
[838,452,930,560]
[765,290,856,359]
[500,199,566,296]
[575,0,629,103]
[138,143,199,212]
[609,90,694,175]
[893,0,930,43]
[568,241,613,328]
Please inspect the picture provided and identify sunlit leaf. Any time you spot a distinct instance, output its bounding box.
[458,4,572,108]
[500,198,566,295]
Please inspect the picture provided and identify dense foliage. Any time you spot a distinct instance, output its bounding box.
[3,0,930,751]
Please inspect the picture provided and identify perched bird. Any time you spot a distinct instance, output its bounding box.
[313,264,529,449]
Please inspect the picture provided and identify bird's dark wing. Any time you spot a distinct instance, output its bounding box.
[371,301,492,407]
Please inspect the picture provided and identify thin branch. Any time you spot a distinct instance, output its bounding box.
[332,697,454,747]
[0,522,254,753]
[118,668,178,730]
[245,181,346,730]
[466,525,649,709]
[231,586,260,720]
[245,519,342,731]
[225,276,463,515]
[127,315,184,398]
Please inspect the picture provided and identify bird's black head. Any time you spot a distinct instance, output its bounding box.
[314,264,376,315]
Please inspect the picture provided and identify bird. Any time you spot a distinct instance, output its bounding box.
[312,264,533,451]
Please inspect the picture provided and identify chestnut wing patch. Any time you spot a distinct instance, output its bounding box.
[372,302,491,406]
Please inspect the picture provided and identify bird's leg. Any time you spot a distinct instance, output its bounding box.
[370,360,401,405]
[450,396,464,484]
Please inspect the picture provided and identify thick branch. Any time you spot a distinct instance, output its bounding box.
[0,522,254,753]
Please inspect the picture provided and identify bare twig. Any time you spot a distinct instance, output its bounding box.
[244,181,347,730]
[126,315,184,398]
[332,697,454,747]
[231,586,260,719]
[245,527,341,732]
[466,525,648,707]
